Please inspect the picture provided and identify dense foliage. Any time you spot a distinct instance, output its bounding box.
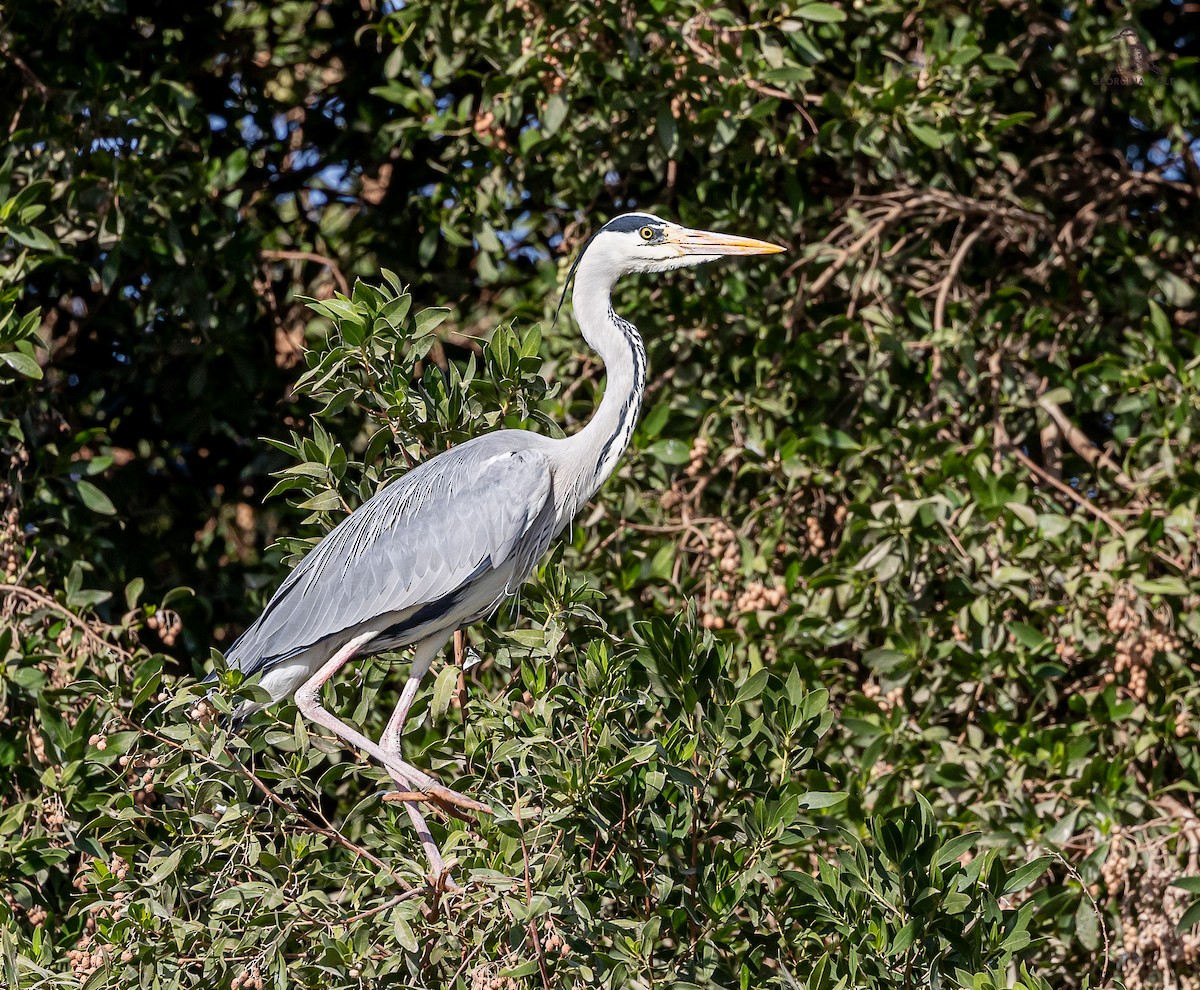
[3,1,1200,987]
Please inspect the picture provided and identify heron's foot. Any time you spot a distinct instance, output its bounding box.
[378,751,493,818]
[384,785,493,819]
[428,781,492,817]
[430,866,463,896]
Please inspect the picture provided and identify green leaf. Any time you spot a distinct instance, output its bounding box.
[6,224,55,251]
[792,2,848,23]
[982,54,1021,72]
[1005,501,1038,528]
[907,121,951,150]
[430,664,459,720]
[543,94,569,135]
[934,831,982,866]
[1075,896,1100,951]
[863,648,906,673]
[297,490,343,511]
[733,668,769,705]
[784,664,805,707]
[1008,622,1048,651]
[379,292,412,327]
[392,912,419,952]
[1148,300,1171,339]
[797,791,847,810]
[124,577,145,610]
[888,920,918,956]
[646,438,691,465]
[75,480,116,515]
[1002,857,1053,894]
[807,953,830,990]
[414,307,451,335]
[1,350,42,379]
[1178,899,1200,932]
[1133,576,1188,596]
[499,961,541,979]
[145,848,185,884]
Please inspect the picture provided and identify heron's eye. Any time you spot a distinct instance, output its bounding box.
[639,226,655,241]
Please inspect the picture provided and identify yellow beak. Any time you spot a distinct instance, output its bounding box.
[669,227,788,257]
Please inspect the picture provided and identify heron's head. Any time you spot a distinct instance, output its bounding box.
[582,212,786,278]
[555,211,786,327]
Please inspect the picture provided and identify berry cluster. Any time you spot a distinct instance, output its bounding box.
[231,965,265,990]
[700,522,793,634]
[684,436,709,478]
[3,890,47,927]
[1102,586,1181,701]
[119,753,163,804]
[145,608,183,647]
[2,501,21,580]
[66,858,135,981]
[469,969,520,990]
[1103,826,1200,990]
[735,579,788,614]
[710,520,741,576]
[862,680,905,713]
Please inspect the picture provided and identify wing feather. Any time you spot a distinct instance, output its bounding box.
[227,438,556,673]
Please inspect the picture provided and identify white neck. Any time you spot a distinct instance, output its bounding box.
[557,251,647,515]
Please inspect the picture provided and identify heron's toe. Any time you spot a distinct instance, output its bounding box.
[432,868,464,895]
[427,783,492,817]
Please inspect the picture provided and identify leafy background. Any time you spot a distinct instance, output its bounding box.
[2,0,1200,987]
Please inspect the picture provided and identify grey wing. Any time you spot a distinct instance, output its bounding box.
[226,443,557,674]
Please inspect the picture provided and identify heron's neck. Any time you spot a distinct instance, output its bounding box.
[562,263,647,508]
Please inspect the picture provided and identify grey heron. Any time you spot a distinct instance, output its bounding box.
[216,212,785,881]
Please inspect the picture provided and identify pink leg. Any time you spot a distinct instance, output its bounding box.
[293,633,489,814]
[378,634,492,819]
[380,635,442,756]
[397,796,455,886]
[380,635,453,882]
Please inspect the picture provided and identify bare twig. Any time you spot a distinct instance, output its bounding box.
[261,249,351,296]
[805,208,907,297]
[513,799,552,990]
[679,15,819,131]
[0,40,49,99]
[382,790,441,803]
[933,225,986,335]
[340,890,424,925]
[1036,395,1140,496]
[1005,442,1185,573]
[787,186,1049,320]
[222,749,416,891]
[131,718,417,894]
[0,584,135,662]
[1044,846,1110,988]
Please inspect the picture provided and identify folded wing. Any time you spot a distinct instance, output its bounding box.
[225,442,556,675]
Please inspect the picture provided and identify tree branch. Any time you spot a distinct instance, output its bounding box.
[1005,442,1184,573]
[1035,395,1140,496]
[261,249,351,296]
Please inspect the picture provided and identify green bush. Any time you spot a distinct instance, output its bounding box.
[3,286,1062,988]
[3,0,1200,987]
